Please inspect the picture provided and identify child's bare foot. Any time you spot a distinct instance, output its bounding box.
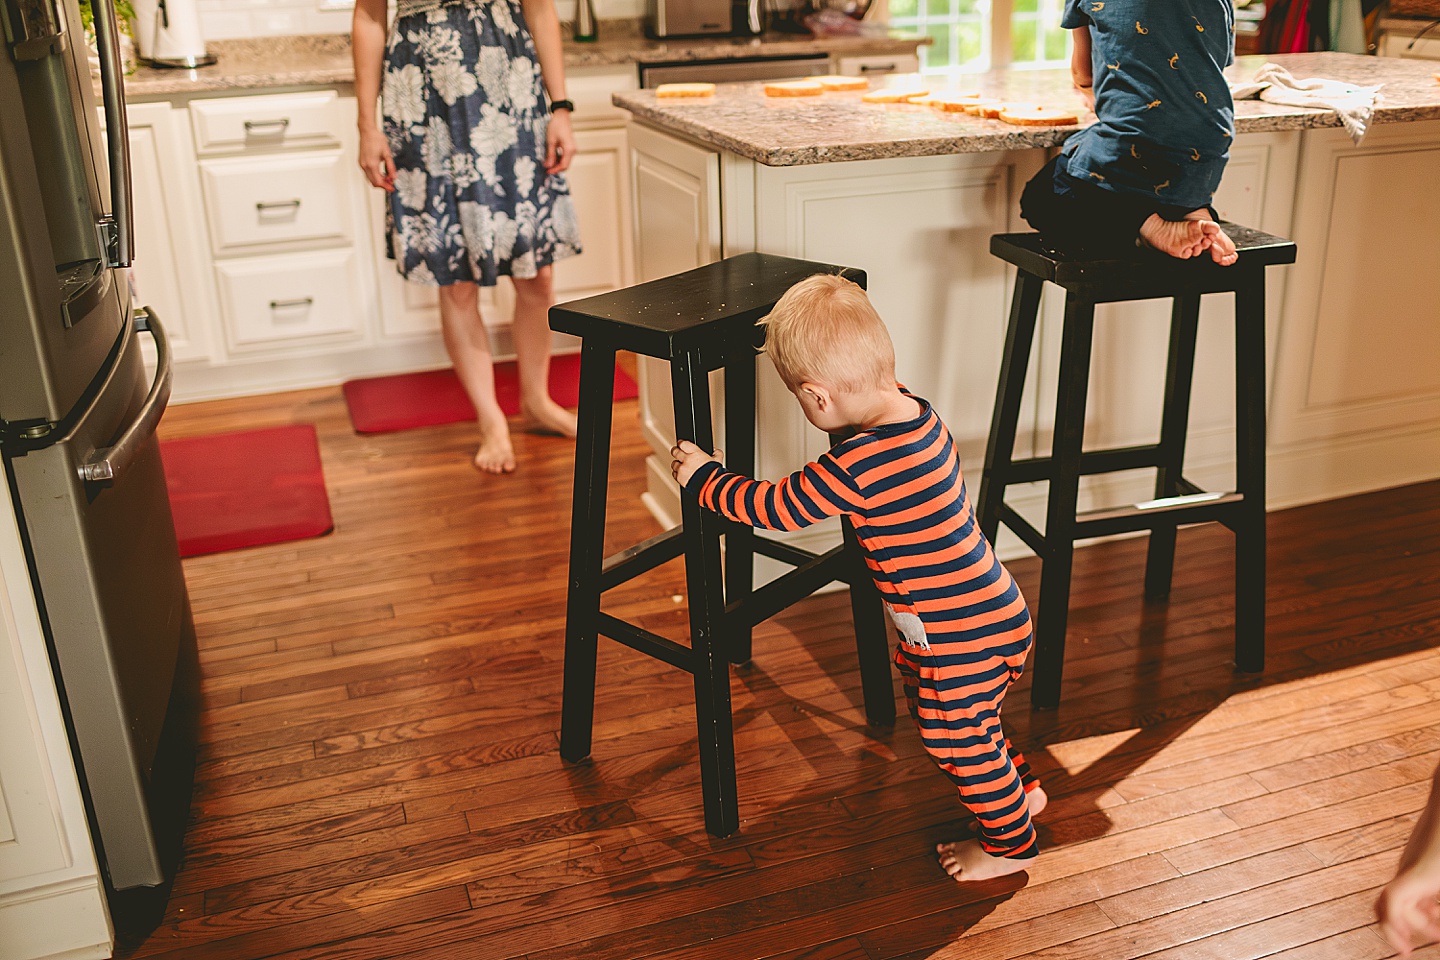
[474,417,516,474]
[1026,784,1049,819]
[935,838,1033,883]
[520,398,578,438]
[1138,214,1213,260]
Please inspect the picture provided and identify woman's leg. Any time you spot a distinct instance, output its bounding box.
[437,281,516,474]
[511,266,578,438]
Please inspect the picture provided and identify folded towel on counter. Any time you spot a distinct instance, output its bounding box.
[1230,63,1382,144]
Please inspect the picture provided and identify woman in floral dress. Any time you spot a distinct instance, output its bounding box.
[353,0,582,473]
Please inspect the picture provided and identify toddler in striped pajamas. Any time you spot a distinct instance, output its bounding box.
[670,273,1047,883]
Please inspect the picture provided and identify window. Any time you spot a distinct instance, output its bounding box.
[887,0,1071,77]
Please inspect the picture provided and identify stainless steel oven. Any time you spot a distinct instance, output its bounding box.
[638,53,832,87]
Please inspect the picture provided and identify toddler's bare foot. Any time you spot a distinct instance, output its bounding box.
[473,417,516,474]
[1026,784,1049,819]
[1138,214,1213,260]
[935,838,1033,883]
[1181,208,1238,266]
[521,398,578,438]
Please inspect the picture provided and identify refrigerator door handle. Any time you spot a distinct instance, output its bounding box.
[80,307,173,483]
[90,0,134,268]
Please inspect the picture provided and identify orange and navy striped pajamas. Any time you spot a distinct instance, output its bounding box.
[686,392,1041,860]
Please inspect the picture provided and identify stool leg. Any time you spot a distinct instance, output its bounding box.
[1234,271,1267,674]
[841,514,896,728]
[1145,292,1203,600]
[724,352,756,665]
[979,272,1045,545]
[672,348,740,838]
[1032,295,1095,710]
[560,341,619,763]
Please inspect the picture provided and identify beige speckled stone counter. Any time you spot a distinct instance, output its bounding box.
[119,21,925,98]
[614,52,1440,166]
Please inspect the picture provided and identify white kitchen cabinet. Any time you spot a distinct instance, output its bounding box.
[111,101,212,364]
[0,479,111,960]
[835,53,921,77]
[628,112,1440,560]
[199,149,355,253]
[189,90,345,153]
[215,247,366,351]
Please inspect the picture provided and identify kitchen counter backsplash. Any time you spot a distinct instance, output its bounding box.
[120,20,927,97]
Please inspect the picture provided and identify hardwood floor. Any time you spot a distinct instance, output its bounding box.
[123,383,1440,960]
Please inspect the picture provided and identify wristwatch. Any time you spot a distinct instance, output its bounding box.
[549,99,575,114]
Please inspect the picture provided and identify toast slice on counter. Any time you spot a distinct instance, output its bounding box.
[656,82,716,98]
[998,104,1081,126]
[764,80,825,97]
[811,75,870,91]
[861,88,931,104]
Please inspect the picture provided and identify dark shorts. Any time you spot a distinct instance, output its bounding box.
[1019,154,1219,258]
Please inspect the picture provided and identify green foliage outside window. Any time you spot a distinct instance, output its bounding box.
[891,0,1069,75]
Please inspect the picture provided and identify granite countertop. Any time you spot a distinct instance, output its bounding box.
[119,20,926,98]
[614,52,1440,166]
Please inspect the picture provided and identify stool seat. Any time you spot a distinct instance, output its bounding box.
[551,252,865,358]
[980,225,1296,709]
[991,224,1296,299]
[554,253,895,839]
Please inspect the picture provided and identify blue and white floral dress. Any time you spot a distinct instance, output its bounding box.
[382,0,581,287]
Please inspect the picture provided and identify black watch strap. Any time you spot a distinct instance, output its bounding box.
[549,99,575,113]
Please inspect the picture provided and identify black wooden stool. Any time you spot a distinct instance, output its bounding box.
[550,252,896,838]
[981,225,1297,710]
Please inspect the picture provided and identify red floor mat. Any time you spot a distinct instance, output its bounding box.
[341,353,639,434]
[160,424,334,558]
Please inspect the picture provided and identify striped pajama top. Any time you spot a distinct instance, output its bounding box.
[686,393,1033,664]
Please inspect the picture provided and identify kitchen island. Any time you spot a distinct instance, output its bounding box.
[615,53,1440,567]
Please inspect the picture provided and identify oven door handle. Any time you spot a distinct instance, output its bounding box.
[90,0,134,267]
[80,307,172,483]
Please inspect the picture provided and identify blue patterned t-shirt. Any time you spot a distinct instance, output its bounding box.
[1059,0,1236,209]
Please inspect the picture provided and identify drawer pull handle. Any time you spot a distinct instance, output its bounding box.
[256,199,302,212]
[859,63,896,73]
[269,297,314,310]
[244,118,291,133]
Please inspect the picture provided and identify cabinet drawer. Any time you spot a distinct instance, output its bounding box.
[215,249,363,351]
[835,54,920,77]
[201,150,352,253]
[190,92,344,153]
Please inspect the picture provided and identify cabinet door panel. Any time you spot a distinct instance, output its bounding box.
[190,91,343,154]
[554,126,633,301]
[201,150,353,253]
[215,248,364,351]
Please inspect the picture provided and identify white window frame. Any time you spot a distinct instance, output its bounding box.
[884,0,1071,77]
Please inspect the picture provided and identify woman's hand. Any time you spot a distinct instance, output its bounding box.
[544,109,577,175]
[359,127,396,192]
[670,440,721,488]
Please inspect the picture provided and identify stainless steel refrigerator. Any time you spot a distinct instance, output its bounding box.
[1,0,199,938]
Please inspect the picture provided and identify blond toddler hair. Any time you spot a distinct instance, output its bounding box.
[760,274,896,394]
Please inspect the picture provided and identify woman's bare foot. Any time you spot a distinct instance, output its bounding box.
[521,397,578,438]
[1138,213,1215,259]
[935,838,1034,883]
[473,416,516,474]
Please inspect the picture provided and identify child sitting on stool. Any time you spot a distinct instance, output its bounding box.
[671,274,1047,883]
[1021,0,1240,265]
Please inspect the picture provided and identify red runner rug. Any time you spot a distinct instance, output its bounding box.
[160,424,334,558]
[341,353,638,434]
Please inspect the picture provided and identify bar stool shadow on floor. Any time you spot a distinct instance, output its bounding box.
[550,253,897,839]
[980,225,1297,710]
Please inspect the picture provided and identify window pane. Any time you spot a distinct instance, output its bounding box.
[925,0,951,19]
[1044,21,1068,60]
[890,0,919,18]
[923,23,955,69]
[956,21,983,66]
[957,0,980,12]
[1011,20,1037,62]
[1014,0,1038,11]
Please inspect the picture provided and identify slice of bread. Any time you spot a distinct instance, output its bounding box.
[764,80,825,97]
[861,87,930,104]
[998,104,1081,126]
[965,100,1006,118]
[928,93,985,113]
[656,82,716,98]
[811,75,870,92]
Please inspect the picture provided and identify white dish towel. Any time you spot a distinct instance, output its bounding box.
[1230,63,1383,145]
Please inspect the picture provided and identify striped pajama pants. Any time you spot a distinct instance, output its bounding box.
[894,638,1040,859]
